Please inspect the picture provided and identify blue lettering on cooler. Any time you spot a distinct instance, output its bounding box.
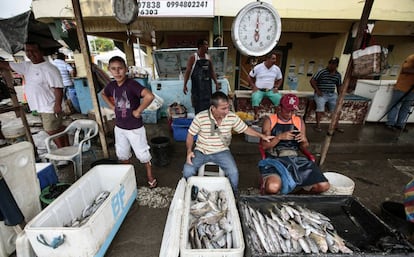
[111,184,126,218]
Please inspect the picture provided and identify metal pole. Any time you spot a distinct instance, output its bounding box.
[71,0,109,158]
[319,0,375,166]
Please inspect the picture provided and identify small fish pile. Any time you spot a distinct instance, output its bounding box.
[64,191,110,227]
[240,201,353,254]
[188,187,233,249]
[137,186,175,208]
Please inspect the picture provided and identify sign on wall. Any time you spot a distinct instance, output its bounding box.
[137,0,214,17]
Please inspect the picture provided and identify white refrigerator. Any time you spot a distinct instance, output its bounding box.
[354,79,413,123]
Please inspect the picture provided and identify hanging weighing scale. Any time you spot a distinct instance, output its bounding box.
[231,1,282,57]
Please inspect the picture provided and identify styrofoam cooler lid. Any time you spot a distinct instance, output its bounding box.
[159,178,186,257]
[322,171,355,195]
[1,119,25,138]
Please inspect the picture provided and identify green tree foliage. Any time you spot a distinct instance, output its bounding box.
[91,38,114,53]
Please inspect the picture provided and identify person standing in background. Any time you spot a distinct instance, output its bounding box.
[53,52,79,113]
[386,54,414,132]
[183,39,220,114]
[309,57,344,133]
[248,52,283,121]
[101,56,157,189]
[0,42,68,148]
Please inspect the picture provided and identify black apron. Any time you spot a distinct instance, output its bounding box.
[191,57,213,114]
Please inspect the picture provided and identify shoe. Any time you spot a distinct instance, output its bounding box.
[386,125,396,131]
[335,128,345,133]
[148,178,158,189]
[313,126,322,132]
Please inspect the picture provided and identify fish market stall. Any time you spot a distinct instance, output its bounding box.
[150,47,230,117]
[238,195,414,257]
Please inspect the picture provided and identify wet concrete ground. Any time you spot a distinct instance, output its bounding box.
[3,110,412,257]
[55,118,414,257]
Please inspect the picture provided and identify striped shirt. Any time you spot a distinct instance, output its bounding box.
[188,109,248,154]
[312,68,342,93]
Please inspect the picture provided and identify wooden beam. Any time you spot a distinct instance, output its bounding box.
[72,0,109,158]
[319,0,375,166]
[0,68,37,159]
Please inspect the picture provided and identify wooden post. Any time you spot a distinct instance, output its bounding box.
[319,0,375,166]
[71,0,109,158]
[0,68,37,159]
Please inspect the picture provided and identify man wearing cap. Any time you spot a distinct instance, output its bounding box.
[259,94,330,195]
[310,57,343,132]
[248,52,283,120]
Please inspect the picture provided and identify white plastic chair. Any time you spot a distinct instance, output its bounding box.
[44,119,99,180]
[197,162,225,177]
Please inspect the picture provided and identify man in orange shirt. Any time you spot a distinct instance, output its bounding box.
[386,54,414,132]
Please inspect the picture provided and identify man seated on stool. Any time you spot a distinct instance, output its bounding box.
[260,94,330,195]
[182,91,274,194]
[248,52,283,121]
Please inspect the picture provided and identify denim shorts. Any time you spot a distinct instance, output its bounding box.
[314,92,337,112]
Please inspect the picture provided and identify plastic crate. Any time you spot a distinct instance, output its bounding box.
[25,165,137,257]
[180,177,245,257]
[142,109,161,124]
[172,118,193,142]
[35,163,58,190]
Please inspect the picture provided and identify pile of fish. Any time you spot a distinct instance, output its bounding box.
[63,191,110,227]
[137,186,175,208]
[188,187,233,249]
[239,201,353,254]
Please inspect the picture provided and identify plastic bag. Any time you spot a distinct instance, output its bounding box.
[404,178,414,223]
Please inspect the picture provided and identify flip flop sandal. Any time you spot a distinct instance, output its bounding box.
[148,179,158,189]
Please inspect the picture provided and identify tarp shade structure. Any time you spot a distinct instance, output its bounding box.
[0,11,30,55]
[0,11,62,55]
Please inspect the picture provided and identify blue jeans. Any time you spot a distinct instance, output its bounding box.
[182,150,239,193]
[314,92,337,112]
[386,89,414,127]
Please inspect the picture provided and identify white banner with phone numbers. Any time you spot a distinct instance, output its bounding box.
[137,0,214,17]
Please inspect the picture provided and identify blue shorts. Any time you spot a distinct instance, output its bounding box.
[314,92,337,112]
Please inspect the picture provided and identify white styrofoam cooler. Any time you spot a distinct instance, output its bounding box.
[0,142,41,257]
[180,177,245,257]
[25,164,137,257]
[353,79,412,122]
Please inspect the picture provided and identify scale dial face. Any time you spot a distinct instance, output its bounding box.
[232,2,282,56]
[113,0,138,24]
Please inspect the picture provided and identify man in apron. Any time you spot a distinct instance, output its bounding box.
[183,39,219,114]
